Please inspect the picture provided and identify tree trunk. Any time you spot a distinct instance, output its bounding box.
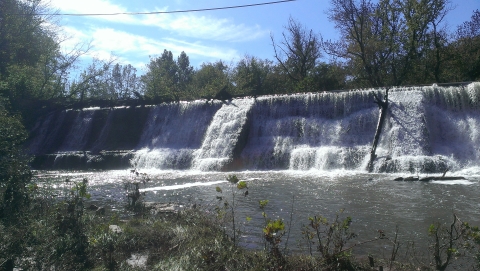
[367,89,389,172]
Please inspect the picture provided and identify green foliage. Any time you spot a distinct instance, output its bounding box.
[0,146,33,270]
[464,222,480,267]
[0,106,31,225]
[141,49,194,101]
[215,175,249,246]
[302,209,357,269]
[0,0,82,121]
[72,178,91,199]
[192,60,233,99]
[272,17,321,83]
[263,219,286,242]
[68,60,141,103]
[51,178,93,269]
[259,199,269,209]
[124,168,150,215]
[226,174,239,184]
[325,0,456,87]
[444,9,480,82]
[237,180,248,189]
[232,55,276,96]
[256,198,287,268]
[426,214,480,271]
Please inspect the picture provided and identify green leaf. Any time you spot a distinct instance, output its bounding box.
[271,219,285,231]
[428,224,437,235]
[246,216,252,222]
[215,186,222,193]
[259,200,269,209]
[226,174,239,184]
[237,181,247,190]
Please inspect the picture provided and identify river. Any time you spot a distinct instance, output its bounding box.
[35,168,480,261]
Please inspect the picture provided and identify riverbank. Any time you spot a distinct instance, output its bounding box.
[2,173,480,270]
[5,199,478,270]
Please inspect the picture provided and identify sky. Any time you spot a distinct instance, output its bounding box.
[48,0,480,73]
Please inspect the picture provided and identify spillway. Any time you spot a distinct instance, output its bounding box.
[28,83,480,173]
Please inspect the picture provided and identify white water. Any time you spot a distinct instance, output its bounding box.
[192,98,254,171]
[132,101,221,169]
[28,83,480,174]
[240,91,380,170]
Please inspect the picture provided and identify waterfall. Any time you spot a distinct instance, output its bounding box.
[192,98,254,171]
[424,83,480,170]
[240,91,377,170]
[27,83,480,173]
[28,110,67,155]
[59,110,95,152]
[132,101,222,169]
[373,83,480,173]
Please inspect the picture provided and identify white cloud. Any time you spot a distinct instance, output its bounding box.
[140,13,266,42]
[49,0,255,68]
[142,14,267,42]
[59,26,241,69]
[50,0,124,13]
[49,0,136,23]
[49,0,267,42]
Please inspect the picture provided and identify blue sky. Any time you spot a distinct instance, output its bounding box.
[49,0,480,72]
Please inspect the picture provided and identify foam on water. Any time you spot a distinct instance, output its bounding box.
[140,180,227,192]
[240,90,378,170]
[192,98,254,171]
[28,83,480,174]
[132,100,222,169]
[431,179,475,185]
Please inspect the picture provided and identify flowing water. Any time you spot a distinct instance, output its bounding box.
[29,83,480,173]
[29,83,480,261]
[35,168,480,259]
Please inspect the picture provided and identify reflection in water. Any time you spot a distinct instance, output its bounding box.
[35,169,480,256]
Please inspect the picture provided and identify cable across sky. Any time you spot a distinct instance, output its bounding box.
[34,0,296,16]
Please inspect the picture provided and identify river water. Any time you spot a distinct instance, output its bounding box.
[35,168,480,262]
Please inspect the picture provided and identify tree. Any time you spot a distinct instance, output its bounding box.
[110,63,140,100]
[305,62,347,91]
[324,0,452,87]
[399,0,452,84]
[447,10,480,81]
[68,58,115,102]
[233,55,274,96]
[141,50,195,101]
[271,17,322,83]
[324,0,406,87]
[192,60,233,99]
[141,50,179,101]
[0,104,31,223]
[176,51,194,93]
[0,0,86,120]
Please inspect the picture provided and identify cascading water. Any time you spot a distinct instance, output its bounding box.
[192,98,254,171]
[59,110,95,152]
[240,91,378,170]
[373,83,480,173]
[29,110,67,155]
[373,89,435,173]
[132,101,222,169]
[27,83,480,173]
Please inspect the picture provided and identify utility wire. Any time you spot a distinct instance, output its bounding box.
[31,0,296,16]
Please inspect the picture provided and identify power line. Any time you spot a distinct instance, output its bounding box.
[32,0,296,16]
